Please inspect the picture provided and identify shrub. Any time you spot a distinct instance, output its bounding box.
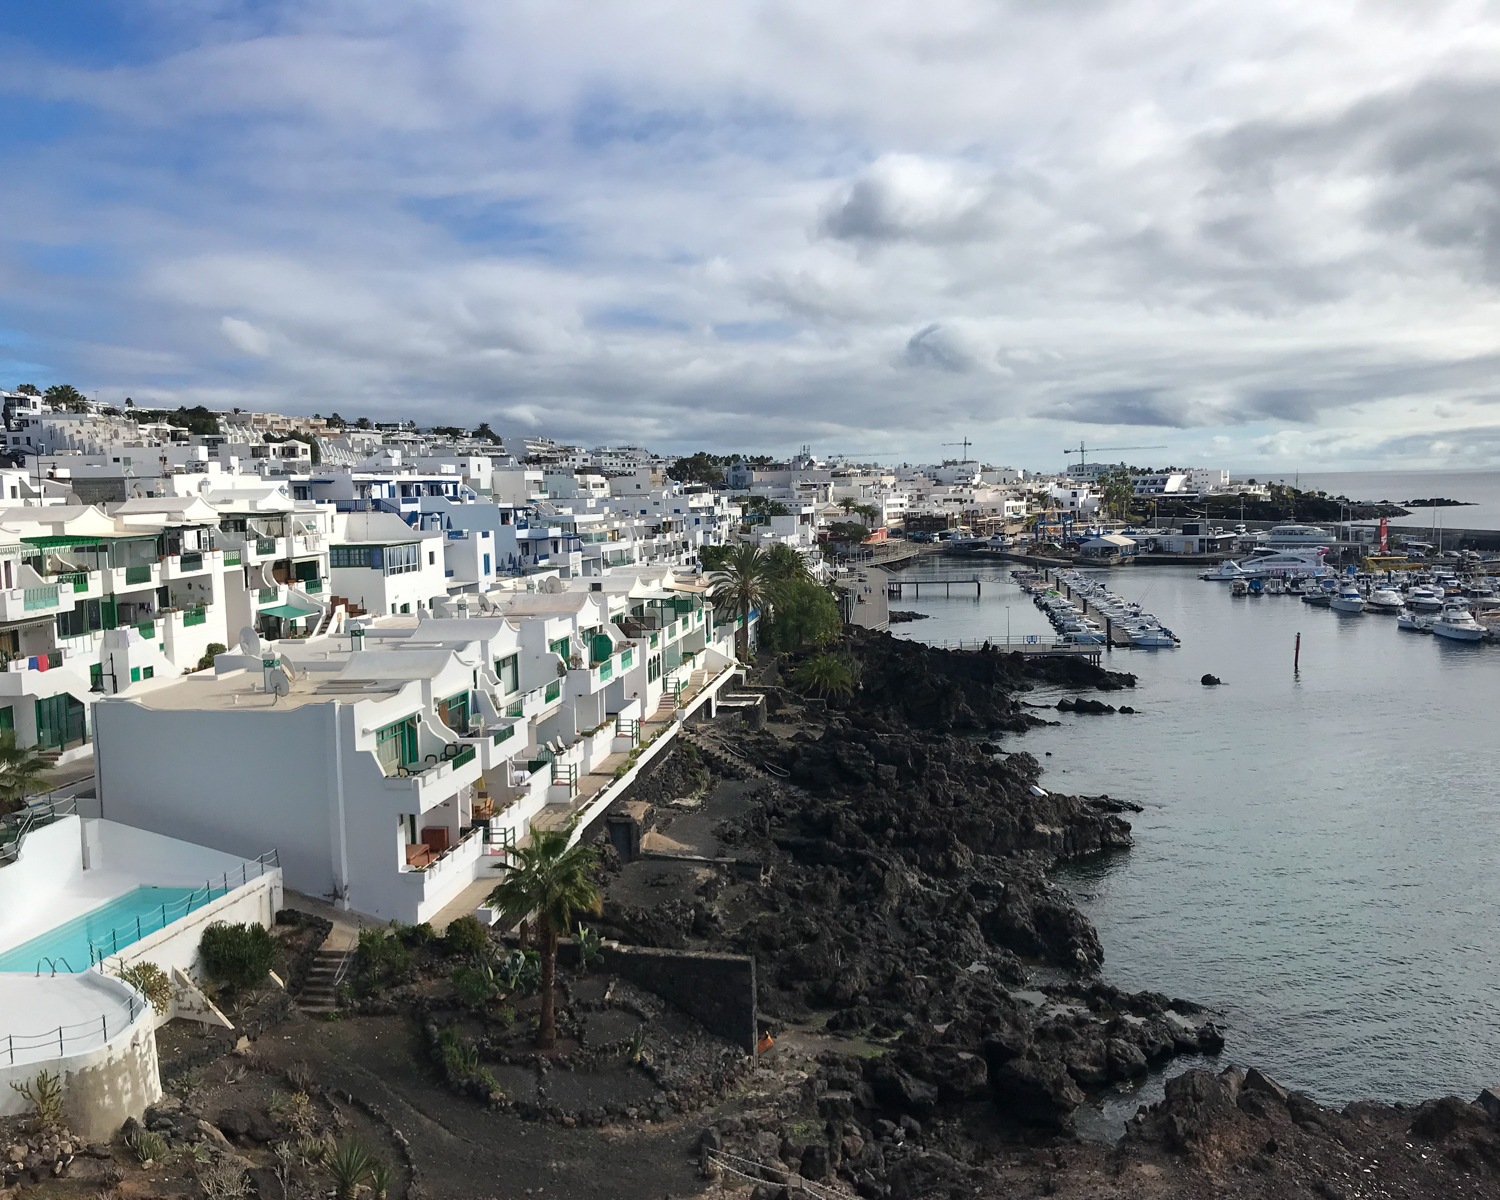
[119,960,173,1014]
[577,924,603,971]
[325,1139,374,1200]
[393,921,436,948]
[8,1070,63,1129]
[451,963,499,1009]
[269,1090,317,1138]
[367,1159,393,1200]
[200,922,276,990]
[442,915,489,958]
[495,948,540,994]
[353,929,412,996]
[195,642,228,672]
[127,1128,168,1165]
[196,1157,251,1199]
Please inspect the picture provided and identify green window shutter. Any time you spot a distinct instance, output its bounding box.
[0,706,13,734]
[130,667,141,683]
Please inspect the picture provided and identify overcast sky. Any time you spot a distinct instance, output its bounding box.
[6,2,1500,473]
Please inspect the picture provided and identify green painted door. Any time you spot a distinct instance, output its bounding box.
[35,694,85,750]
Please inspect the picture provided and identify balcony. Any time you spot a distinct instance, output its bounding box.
[503,678,564,720]
[0,586,61,623]
[183,607,207,628]
[110,564,160,593]
[223,550,242,566]
[161,550,212,581]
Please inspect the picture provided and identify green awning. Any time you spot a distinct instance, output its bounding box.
[21,535,154,548]
[261,603,317,620]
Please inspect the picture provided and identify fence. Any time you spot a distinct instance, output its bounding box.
[2,995,145,1067]
[86,849,281,967]
[0,796,78,866]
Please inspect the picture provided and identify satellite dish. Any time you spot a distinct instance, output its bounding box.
[267,668,291,698]
[277,655,301,682]
[541,576,565,594]
[238,627,263,657]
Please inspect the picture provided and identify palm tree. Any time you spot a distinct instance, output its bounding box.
[710,544,772,662]
[763,543,811,586]
[484,829,601,1049]
[0,734,49,815]
[792,652,861,702]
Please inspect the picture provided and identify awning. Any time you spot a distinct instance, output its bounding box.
[261,603,318,620]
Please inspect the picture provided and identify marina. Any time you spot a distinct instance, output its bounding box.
[891,563,1499,1115]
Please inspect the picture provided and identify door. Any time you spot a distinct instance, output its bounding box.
[35,693,86,750]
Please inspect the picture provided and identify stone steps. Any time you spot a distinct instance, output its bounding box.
[297,947,349,1015]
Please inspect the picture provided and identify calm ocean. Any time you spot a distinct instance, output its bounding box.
[1257,468,1500,532]
[890,563,1499,1133]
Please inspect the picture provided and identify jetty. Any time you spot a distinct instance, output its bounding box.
[886,576,983,599]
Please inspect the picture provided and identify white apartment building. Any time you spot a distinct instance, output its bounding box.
[329,511,447,617]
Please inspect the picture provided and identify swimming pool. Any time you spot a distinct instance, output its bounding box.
[0,884,229,973]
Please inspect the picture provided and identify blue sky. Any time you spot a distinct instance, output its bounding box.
[7,2,1500,471]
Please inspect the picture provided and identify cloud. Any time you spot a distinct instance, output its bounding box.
[4,1,1500,466]
[219,316,271,357]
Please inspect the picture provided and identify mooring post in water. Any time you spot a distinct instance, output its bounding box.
[1295,631,1301,675]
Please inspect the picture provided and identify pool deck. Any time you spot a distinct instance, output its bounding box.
[0,973,140,1066]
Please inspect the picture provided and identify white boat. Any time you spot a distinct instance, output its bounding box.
[1235,547,1331,578]
[1329,584,1365,614]
[1405,585,1445,612]
[1262,523,1334,546]
[1366,586,1404,613]
[1200,560,1248,581]
[1431,602,1486,642]
[1265,578,1286,595]
[1128,627,1179,648]
[1396,609,1433,633]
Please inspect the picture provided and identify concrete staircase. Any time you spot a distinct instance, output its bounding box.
[297,948,347,1016]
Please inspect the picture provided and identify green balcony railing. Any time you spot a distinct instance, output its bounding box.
[505,700,523,718]
[258,588,276,603]
[223,550,241,566]
[491,723,516,745]
[255,538,276,556]
[621,648,633,669]
[137,620,155,638]
[59,572,88,593]
[544,679,561,703]
[451,744,476,769]
[598,660,613,682]
[183,608,207,627]
[179,552,203,572]
[124,565,151,586]
[302,578,324,594]
[22,586,59,611]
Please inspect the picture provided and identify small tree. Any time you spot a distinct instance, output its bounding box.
[484,829,601,1049]
[43,384,88,412]
[0,734,50,815]
[792,652,861,702]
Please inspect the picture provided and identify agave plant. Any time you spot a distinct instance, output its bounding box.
[324,1139,374,1200]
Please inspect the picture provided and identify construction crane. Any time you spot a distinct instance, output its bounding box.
[1062,441,1166,467]
[942,438,974,458]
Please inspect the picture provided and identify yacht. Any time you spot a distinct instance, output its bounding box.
[1329,583,1365,614]
[1405,585,1446,613]
[1236,547,1332,578]
[1431,602,1486,642]
[1366,586,1404,613]
[1263,523,1335,546]
[1200,560,1249,581]
[1396,608,1433,633]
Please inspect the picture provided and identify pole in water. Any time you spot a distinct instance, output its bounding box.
[1294,631,1301,675]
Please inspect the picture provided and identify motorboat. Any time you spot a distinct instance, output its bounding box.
[1200,560,1249,582]
[1366,586,1404,613]
[1128,626,1179,648]
[1405,585,1445,612]
[1231,579,1249,597]
[1234,547,1332,578]
[1396,609,1433,633]
[1247,579,1265,596]
[1265,577,1285,595]
[1301,586,1331,607]
[1329,584,1365,614]
[1431,602,1486,642]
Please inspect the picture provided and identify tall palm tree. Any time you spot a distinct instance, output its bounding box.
[0,734,50,816]
[485,829,601,1049]
[763,543,811,586]
[710,544,771,662]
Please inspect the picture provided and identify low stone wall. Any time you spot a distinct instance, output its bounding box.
[599,943,757,1054]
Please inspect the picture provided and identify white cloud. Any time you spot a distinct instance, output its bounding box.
[6,1,1500,466]
[219,316,271,357]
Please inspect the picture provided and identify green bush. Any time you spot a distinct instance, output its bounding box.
[200,922,276,990]
[195,642,228,672]
[352,928,412,996]
[442,915,490,958]
[451,962,499,1009]
[394,921,437,948]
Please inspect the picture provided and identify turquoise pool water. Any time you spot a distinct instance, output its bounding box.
[0,884,228,973]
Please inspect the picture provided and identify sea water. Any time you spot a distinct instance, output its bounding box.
[892,564,1499,1110]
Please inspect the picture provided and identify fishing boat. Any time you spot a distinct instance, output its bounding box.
[1396,609,1433,633]
[1231,579,1249,597]
[1329,584,1365,614]
[1366,586,1404,613]
[1431,602,1486,642]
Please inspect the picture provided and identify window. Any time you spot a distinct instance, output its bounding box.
[130,667,141,683]
[548,636,571,662]
[331,546,374,569]
[374,718,418,774]
[142,666,154,680]
[647,654,662,682]
[495,653,519,694]
[89,665,103,693]
[428,551,436,566]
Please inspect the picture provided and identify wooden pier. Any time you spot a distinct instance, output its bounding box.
[886,576,983,599]
[924,637,1103,665]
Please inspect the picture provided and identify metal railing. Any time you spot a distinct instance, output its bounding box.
[0,797,78,866]
[223,550,242,566]
[183,608,207,627]
[87,849,281,966]
[123,565,151,586]
[2,996,145,1066]
[22,586,59,611]
[255,538,276,556]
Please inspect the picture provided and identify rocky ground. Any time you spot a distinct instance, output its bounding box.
[595,631,1500,1198]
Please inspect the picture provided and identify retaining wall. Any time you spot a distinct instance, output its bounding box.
[600,943,757,1054]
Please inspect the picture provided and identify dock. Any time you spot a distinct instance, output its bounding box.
[921,637,1104,665]
[886,576,983,599]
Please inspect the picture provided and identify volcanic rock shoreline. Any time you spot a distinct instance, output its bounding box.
[598,632,1500,1198]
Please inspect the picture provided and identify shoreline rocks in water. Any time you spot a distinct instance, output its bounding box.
[595,630,1500,1198]
[887,609,931,623]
